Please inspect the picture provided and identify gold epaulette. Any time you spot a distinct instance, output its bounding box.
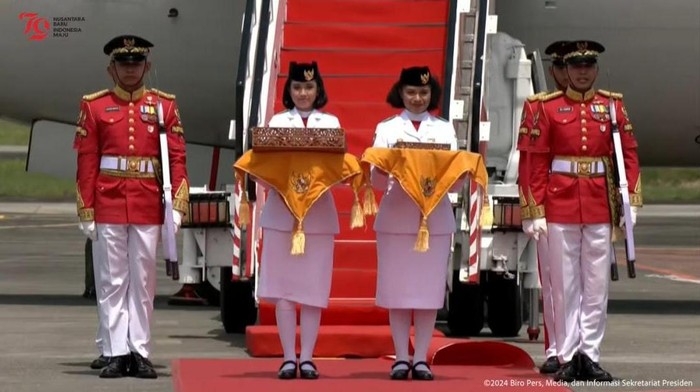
[526,92,545,102]
[82,89,109,101]
[149,88,176,100]
[540,90,564,102]
[598,89,624,99]
[380,115,397,123]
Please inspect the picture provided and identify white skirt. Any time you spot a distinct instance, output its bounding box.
[375,233,451,309]
[257,228,334,308]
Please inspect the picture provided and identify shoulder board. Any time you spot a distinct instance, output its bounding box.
[597,89,623,99]
[380,114,397,123]
[526,92,546,102]
[82,89,110,101]
[541,90,564,102]
[149,88,176,100]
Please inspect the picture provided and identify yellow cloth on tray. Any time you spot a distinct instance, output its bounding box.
[234,150,366,255]
[361,147,488,251]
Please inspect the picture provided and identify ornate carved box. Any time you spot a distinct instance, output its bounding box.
[251,127,346,153]
[392,141,451,150]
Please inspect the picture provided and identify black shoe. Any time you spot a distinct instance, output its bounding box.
[389,360,410,380]
[278,360,297,379]
[553,358,578,382]
[411,361,434,381]
[299,361,319,379]
[99,355,130,378]
[82,288,96,300]
[90,355,110,369]
[128,352,157,379]
[540,356,560,374]
[579,354,612,381]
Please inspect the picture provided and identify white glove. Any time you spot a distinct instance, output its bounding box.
[522,219,535,237]
[79,221,96,241]
[620,206,638,228]
[532,218,548,241]
[173,211,183,234]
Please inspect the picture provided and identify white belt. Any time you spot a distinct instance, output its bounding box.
[100,156,156,173]
[551,159,605,177]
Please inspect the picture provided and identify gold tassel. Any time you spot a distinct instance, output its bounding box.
[350,191,365,229]
[291,220,306,255]
[363,186,378,216]
[238,187,251,229]
[611,226,623,242]
[480,195,493,227]
[414,216,430,252]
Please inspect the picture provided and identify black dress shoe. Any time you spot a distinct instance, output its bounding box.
[277,360,297,379]
[553,359,578,382]
[82,288,96,300]
[90,355,110,369]
[411,361,434,381]
[389,360,410,380]
[299,361,319,379]
[540,356,560,374]
[578,354,612,381]
[128,352,157,379]
[99,355,130,378]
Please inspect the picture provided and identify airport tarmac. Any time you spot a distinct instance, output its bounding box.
[0,203,698,392]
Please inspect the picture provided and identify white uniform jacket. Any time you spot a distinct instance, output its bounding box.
[371,110,460,235]
[259,108,342,234]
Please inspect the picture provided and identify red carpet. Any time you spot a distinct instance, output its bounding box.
[172,357,573,392]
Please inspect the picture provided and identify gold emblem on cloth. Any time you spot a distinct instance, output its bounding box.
[304,69,314,81]
[420,72,430,85]
[421,176,436,197]
[291,172,311,194]
[123,38,135,49]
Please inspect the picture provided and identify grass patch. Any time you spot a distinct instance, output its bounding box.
[0,159,74,201]
[642,167,700,204]
[0,119,30,145]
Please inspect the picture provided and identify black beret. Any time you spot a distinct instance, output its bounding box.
[288,61,320,82]
[399,66,432,86]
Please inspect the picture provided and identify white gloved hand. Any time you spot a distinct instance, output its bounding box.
[532,218,548,241]
[522,219,535,237]
[173,211,183,234]
[620,206,638,228]
[79,221,96,241]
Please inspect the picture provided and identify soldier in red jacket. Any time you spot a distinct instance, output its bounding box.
[527,40,642,382]
[74,35,189,379]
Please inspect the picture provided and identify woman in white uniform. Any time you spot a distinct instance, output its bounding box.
[371,66,459,381]
[255,61,340,380]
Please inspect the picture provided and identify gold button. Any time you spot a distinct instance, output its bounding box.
[580,110,586,116]
[580,103,586,107]
[129,145,135,151]
[581,119,587,124]
[129,161,137,169]
[109,118,114,123]
[129,110,134,115]
[129,102,134,107]
[129,136,135,142]
[582,145,588,151]
[129,127,135,132]
[582,127,588,133]
[581,136,588,142]
[128,118,135,124]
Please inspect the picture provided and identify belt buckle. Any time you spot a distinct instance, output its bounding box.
[127,157,140,172]
[578,161,591,176]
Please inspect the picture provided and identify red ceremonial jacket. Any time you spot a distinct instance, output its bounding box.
[74,85,189,224]
[516,93,542,220]
[528,87,642,225]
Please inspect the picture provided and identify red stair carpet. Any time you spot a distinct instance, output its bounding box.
[172,357,573,392]
[247,0,453,358]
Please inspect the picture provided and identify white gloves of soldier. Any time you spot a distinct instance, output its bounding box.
[532,218,548,241]
[79,221,96,241]
[522,219,535,236]
[173,211,183,234]
[620,206,638,228]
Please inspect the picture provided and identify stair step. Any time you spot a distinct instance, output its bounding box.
[280,49,445,76]
[287,0,449,25]
[258,297,387,325]
[283,24,447,50]
[246,324,444,358]
[333,240,377,269]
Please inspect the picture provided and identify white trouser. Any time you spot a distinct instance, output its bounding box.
[548,223,611,363]
[537,235,557,359]
[92,224,159,358]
